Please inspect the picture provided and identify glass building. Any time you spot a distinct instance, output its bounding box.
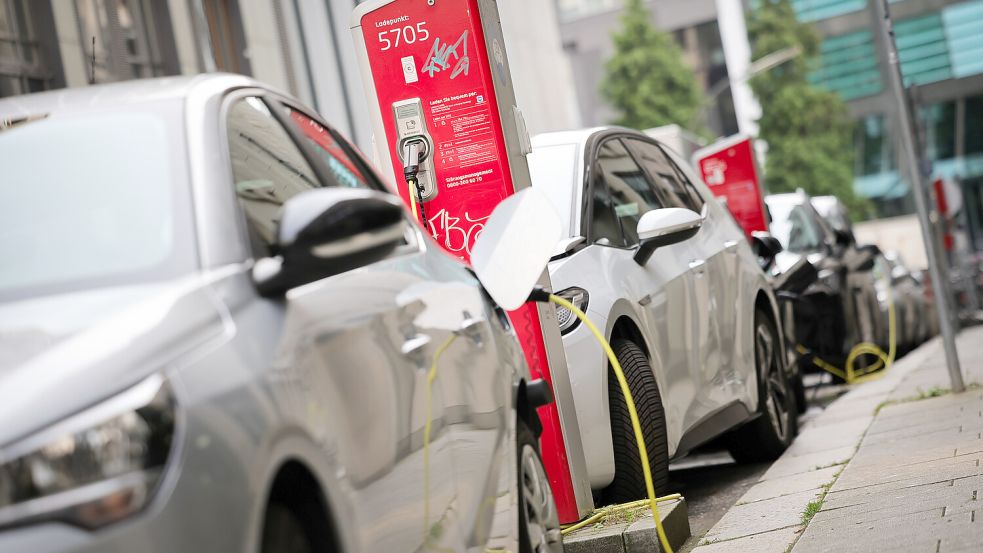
[797,0,983,223]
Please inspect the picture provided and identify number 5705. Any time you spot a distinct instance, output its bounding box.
[378,22,429,51]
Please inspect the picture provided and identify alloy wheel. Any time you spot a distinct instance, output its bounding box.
[756,321,791,443]
[520,444,563,553]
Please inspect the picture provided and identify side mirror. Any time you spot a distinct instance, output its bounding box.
[634,208,702,265]
[471,188,563,310]
[253,188,407,296]
[751,231,783,269]
[834,228,855,247]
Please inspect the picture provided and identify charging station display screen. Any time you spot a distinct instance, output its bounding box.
[361,1,511,256]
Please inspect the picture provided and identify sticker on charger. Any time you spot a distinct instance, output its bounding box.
[401,55,418,84]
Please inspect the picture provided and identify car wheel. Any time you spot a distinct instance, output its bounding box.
[727,309,797,463]
[517,418,563,553]
[261,503,317,553]
[603,339,670,504]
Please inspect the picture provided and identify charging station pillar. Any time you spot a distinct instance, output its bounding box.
[351,0,593,523]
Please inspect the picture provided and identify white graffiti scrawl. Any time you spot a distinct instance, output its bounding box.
[422,30,470,79]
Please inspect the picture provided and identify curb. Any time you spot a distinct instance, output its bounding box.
[563,498,691,553]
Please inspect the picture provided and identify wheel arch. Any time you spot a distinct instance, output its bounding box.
[260,458,344,553]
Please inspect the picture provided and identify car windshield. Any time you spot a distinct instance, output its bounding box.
[0,102,194,301]
[527,143,579,236]
[767,199,824,253]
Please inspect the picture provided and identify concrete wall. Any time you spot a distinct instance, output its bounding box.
[854,214,929,269]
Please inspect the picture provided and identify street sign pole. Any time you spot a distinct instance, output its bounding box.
[872,0,964,392]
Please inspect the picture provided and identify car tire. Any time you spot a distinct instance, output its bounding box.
[727,309,797,463]
[603,339,670,504]
[518,417,564,553]
[261,503,317,553]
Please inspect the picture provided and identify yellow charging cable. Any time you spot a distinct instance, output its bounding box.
[548,294,674,553]
[797,285,896,384]
[422,334,458,546]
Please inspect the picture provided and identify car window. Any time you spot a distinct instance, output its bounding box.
[594,139,662,246]
[283,106,377,191]
[226,96,323,257]
[770,203,824,253]
[627,138,703,212]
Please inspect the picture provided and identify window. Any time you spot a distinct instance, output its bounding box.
[75,0,173,81]
[966,94,983,156]
[769,203,824,253]
[0,0,58,97]
[593,139,662,246]
[201,0,249,74]
[284,107,374,190]
[226,97,322,257]
[855,114,893,176]
[627,139,703,212]
[921,101,956,161]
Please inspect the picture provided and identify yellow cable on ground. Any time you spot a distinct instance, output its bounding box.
[799,285,897,384]
[548,294,674,553]
[560,494,682,535]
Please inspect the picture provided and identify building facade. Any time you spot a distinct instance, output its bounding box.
[800,0,983,222]
[0,0,581,157]
[556,0,741,138]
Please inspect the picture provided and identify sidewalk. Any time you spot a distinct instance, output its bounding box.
[689,325,983,553]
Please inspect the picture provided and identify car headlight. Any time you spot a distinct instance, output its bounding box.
[555,287,589,335]
[0,375,176,530]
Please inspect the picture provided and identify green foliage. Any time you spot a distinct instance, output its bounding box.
[747,0,867,216]
[601,0,704,131]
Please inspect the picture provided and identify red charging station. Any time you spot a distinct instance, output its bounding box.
[351,0,593,524]
[692,134,768,237]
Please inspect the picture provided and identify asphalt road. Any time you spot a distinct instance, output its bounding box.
[669,378,849,552]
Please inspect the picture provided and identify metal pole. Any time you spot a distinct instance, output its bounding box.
[872,0,964,391]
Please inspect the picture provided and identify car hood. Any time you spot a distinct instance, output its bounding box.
[0,275,227,447]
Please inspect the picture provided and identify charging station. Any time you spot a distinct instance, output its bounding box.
[351,0,593,524]
[692,134,768,238]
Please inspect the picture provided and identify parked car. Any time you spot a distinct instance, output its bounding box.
[0,75,563,553]
[880,251,933,351]
[528,127,796,505]
[766,191,881,369]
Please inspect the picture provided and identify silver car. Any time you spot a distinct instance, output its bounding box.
[0,75,562,553]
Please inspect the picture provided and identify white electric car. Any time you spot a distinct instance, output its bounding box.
[528,127,795,503]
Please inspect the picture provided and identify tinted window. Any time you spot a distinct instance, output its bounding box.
[595,139,662,245]
[284,106,375,190]
[0,103,194,300]
[226,97,321,257]
[628,139,702,212]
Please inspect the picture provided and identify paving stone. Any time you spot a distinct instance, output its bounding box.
[760,446,855,480]
[702,489,818,543]
[737,465,841,505]
[690,525,802,553]
[783,417,872,456]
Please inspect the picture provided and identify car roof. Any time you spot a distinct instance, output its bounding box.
[765,190,811,207]
[0,73,259,119]
[532,126,637,149]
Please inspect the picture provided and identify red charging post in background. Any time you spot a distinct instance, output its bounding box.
[693,134,768,237]
[357,0,582,523]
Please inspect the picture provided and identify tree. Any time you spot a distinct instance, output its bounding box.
[746,0,867,215]
[601,0,704,131]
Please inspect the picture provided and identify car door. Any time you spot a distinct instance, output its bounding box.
[625,138,735,421]
[585,136,701,450]
[222,93,465,553]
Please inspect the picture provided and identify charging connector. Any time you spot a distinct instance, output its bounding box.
[402,140,427,225]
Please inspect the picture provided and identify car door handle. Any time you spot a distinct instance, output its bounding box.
[724,239,740,252]
[401,334,432,360]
